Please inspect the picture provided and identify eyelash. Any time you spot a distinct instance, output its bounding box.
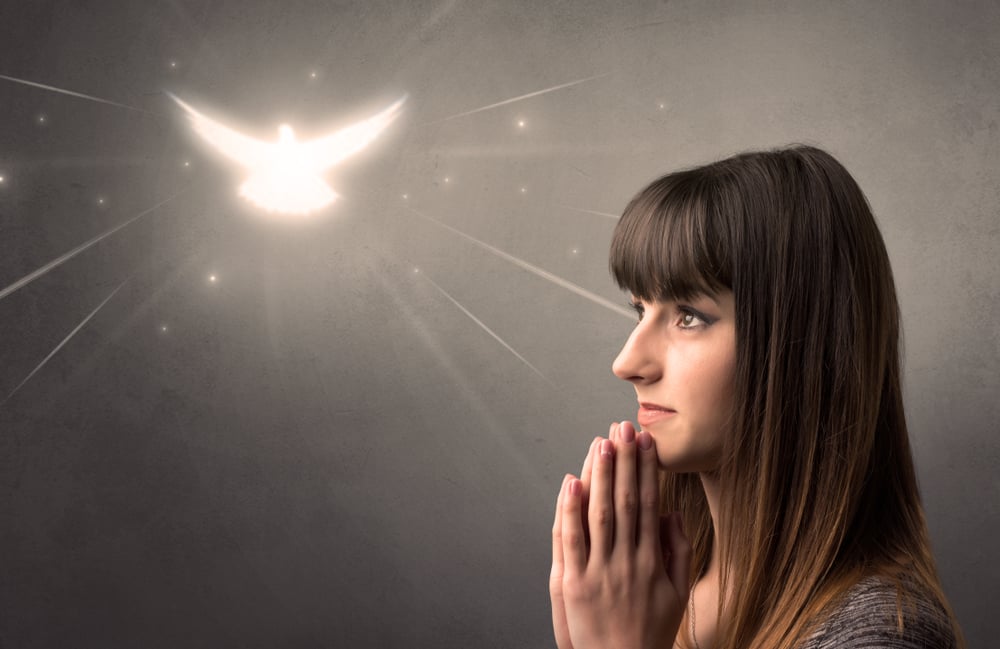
[627,299,710,330]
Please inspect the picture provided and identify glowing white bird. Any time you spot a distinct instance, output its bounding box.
[168,92,405,214]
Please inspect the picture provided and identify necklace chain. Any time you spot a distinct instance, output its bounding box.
[689,576,701,649]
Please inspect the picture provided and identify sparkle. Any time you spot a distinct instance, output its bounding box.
[658,103,665,109]
[402,193,408,199]
[161,325,168,333]
[170,61,177,68]
[572,248,578,254]
[98,197,105,205]
[38,115,46,124]
[208,274,217,283]
[413,267,420,273]
[183,161,190,167]
[520,187,526,193]
[517,119,525,128]
[0,176,5,183]
[310,71,317,78]
[443,177,450,183]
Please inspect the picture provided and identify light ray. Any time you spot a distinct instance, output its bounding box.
[558,204,621,219]
[1,278,129,408]
[0,192,180,302]
[414,266,558,390]
[405,206,633,319]
[375,263,552,497]
[423,72,610,125]
[0,74,164,116]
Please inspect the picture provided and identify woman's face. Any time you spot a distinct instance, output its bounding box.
[612,289,737,473]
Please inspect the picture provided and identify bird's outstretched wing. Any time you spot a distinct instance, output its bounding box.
[168,92,272,169]
[301,96,406,172]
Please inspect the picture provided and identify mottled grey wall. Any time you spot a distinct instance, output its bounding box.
[0,1,996,647]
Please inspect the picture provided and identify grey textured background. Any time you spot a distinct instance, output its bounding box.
[1,1,997,647]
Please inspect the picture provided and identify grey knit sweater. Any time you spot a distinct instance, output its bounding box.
[798,575,958,648]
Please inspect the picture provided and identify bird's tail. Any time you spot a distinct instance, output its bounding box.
[238,172,338,215]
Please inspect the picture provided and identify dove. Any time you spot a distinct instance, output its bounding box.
[168,92,405,214]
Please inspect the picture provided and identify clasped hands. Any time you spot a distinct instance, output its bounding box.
[550,421,691,649]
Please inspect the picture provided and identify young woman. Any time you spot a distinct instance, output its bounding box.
[550,144,965,649]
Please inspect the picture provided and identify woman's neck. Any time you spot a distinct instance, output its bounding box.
[691,471,726,649]
[698,470,724,579]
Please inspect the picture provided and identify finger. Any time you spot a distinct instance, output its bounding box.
[665,512,692,601]
[613,420,639,554]
[562,475,588,575]
[588,434,615,561]
[550,475,571,649]
[581,436,604,514]
[580,435,602,548]
[635,429,661,558]
[552,474,569,566]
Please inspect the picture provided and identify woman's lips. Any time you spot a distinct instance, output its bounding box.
[637,406,677,428]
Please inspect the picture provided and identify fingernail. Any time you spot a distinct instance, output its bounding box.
[638,430,652,450]
[601,439,614,457]
[620,421,635,443]
[569,479,581,496]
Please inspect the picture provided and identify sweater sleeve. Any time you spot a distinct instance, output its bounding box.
[798,576,957,649]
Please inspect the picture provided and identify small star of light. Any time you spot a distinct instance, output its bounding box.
[38,115,46,124]
[517,119,525,128]
[209,274,217,283]
[310,71,317,79]
[0,175,5,183]
[98,197,105,205]
[170,61,177,68]
[572,248,579,254]
[402,193,408,199]
[160,325,168,333]
[183,161,190,167]
[444,177,450,183]
[520,187,527,193]
[413,268,420,274]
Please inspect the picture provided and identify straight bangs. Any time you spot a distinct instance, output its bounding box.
[609,170,732,304]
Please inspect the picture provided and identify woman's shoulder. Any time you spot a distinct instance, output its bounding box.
[798,574,958,649]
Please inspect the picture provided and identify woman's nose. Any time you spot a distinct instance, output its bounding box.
[612,329,660,383]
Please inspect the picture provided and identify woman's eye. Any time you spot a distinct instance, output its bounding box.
[678,307,711,329]
[628,300,709,329]
[678,310,707,329]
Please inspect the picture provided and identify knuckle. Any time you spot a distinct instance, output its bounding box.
[561,573,588,601]
[640,488,658,510]
[549,572,564,597]
[636,551,657,576]
[619,490,637,515]
[595,505,613,526]
[563,528,583,549]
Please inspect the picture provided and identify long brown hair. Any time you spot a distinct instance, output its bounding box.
[608,144,964,648]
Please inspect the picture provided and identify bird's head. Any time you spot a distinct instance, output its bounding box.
[278,124,296,144]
